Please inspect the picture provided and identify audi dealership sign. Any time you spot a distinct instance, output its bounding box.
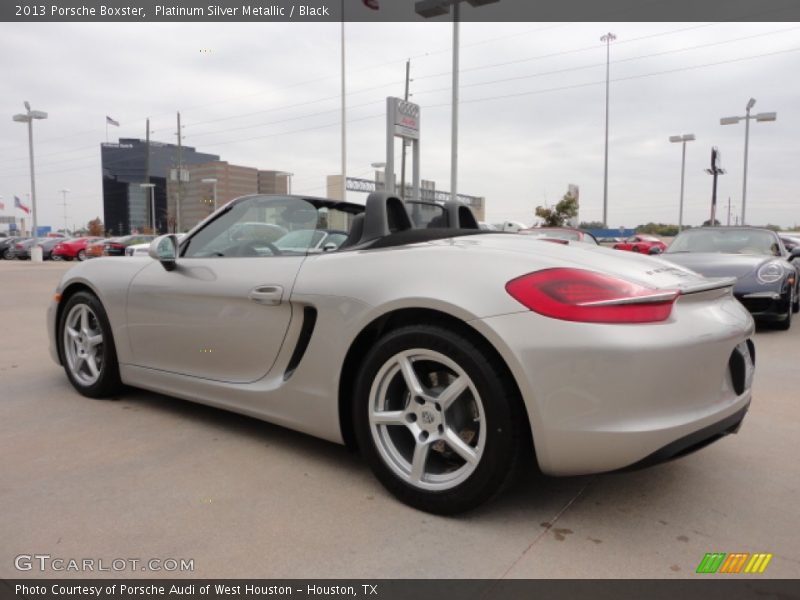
[389,97,420,140]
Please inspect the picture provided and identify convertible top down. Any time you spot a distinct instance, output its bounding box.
[48,193,755,513]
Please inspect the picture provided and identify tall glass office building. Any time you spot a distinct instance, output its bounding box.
[101,139,219,235]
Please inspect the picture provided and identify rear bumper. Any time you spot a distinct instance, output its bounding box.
[471,290,755,476]
[619,402,749,471]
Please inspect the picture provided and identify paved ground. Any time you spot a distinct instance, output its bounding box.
[0,259,798,579]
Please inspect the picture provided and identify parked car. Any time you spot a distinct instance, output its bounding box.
[519,227,599,245]
[613,234,667,254]
[0,237,24,259]
[52,237,105,261]
[34,237,66,260]
[48,193,755,514]
[779,234,800,252]
[663,227,800,330]
[102,235,155,256]
[126,234,187,256]
[9,238,36,260]
[85,238,110,259]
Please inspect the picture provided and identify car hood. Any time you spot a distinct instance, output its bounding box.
[432,234,727,292]
[659,252,775,279]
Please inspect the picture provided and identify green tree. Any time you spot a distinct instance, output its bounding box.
[88,217,104,237]
[763,223,782,232]
[535,192,579,227]
[702,219,722,227]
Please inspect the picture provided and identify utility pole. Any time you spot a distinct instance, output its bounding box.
[145,117,151,231]
[705,147,725,226]
[340,0,347,202]
[400,59,411,200]
[726,197,731,226]
[176,111,183,232]
[601,32,616,227]
[450,2,460,203]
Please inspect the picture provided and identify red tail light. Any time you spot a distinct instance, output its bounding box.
[506,268,679,323]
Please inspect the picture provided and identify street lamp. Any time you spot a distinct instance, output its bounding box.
[12,101,47,262]
[668,134,695,232]
[600,32,616,227]
[201,178,218,212]
[720,98,777,225]
[139,183,156,234]
[415,0,501,202]
[59,189,70,236]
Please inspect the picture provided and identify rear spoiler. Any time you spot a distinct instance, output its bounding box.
[676,277,737,295]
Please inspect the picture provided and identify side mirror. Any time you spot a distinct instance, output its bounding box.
[322,242,338,252]
[648,246,663,255]
[790,247,800,261]
[149,234,178,271]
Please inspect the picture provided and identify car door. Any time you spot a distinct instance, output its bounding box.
[125,195,320,384]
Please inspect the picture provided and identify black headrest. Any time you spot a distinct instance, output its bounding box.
[444,200,480,230]
[338,213,365,250]
[359,192,413,244]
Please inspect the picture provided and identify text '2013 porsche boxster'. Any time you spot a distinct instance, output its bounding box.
[48,193,755,514]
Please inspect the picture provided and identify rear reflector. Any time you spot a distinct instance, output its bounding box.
[506,268,679,323]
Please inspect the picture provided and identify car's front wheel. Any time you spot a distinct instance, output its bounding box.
[77,249,86,261]
[353,325,526,514]
[58,292,123,398]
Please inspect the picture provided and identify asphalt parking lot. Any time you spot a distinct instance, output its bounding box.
[1,259,798,579]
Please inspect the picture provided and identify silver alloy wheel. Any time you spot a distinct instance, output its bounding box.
[63,303,104,386]
[77,250,86,261]
[368,349,486,491]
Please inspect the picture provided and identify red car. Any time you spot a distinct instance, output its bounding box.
[613,234,667,254]
[51,237,104,261]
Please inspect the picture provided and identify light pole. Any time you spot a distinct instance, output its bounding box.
[12,101,47,262]
[139,183,156,234]
[669,134,695,232]
[600,32,616,228]
[720,98,776,226]
[201,178,218,212]
[415,0,501,203]
[59,189,70,235]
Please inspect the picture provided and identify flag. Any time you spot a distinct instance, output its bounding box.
[106,115,120,127]
[14,196,30,214]
[0,199,5,210]
[363,0,379,8]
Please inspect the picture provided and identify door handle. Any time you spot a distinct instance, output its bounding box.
[248,285,284,305]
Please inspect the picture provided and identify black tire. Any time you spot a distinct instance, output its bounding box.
[353,324,527,515]
[77,249,86,261]
[57,291,123,398]
[632,245,641,253]
[793,284,799,314]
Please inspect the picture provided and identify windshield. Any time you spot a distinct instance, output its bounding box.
[666,229,781,256]
[183,196,358,258]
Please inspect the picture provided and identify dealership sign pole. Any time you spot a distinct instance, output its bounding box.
[385,97,420,202]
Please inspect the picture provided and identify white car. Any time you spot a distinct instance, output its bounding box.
[126,233,186,256]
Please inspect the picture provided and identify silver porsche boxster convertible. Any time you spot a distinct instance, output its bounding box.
[48,193,755,514]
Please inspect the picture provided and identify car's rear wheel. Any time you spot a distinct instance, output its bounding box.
[77,249,86,261]
[632,245,641,252]
[353,325,526,514]
[58,292,123,398]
